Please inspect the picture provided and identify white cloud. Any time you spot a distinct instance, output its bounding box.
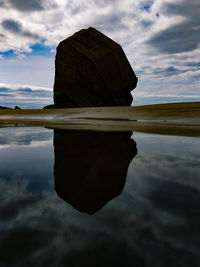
[0,83,53,108]
[0,83,52,91]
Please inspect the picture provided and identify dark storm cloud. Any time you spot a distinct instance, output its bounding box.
[148,0,200,54]
[2,19,39,39]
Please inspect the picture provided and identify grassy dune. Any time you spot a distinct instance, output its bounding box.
[0,102,200,136]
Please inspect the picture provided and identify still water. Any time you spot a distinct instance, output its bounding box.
[0,127,200,267]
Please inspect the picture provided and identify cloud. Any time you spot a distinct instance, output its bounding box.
[2,19,21,33]
[152,66,186,77]
[0,128,54,199]
[0,87,12,92]
[148,22,200,54]
[0,84,53,108]
[186,62,200,68]
[0,195,38,221]
[0,127,52,147]
[148,0,200,54]
[2,19,39,39]
[0,0,44,12]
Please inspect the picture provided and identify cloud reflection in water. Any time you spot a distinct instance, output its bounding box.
[0,127,200,266]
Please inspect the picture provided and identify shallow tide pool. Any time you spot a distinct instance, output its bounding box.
[0,127,200,267]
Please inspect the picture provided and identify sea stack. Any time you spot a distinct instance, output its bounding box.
[54,27,138,108]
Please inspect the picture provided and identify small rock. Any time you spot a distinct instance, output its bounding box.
[43,104,55,109]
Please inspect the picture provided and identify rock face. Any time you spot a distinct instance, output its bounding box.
[54,130,137,214]
[54,27,138,108]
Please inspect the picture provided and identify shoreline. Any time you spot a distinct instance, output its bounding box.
[0,102,200,137]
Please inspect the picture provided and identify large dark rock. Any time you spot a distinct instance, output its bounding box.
[54,130,137,214]
[54,27,138,108]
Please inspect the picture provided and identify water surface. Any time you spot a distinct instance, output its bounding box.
[0,127,200,267]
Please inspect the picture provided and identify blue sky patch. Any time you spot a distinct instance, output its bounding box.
[0,50,16,58]
[0,41,55,58]
[29,41,55,56]
[143,5,151,11]
[142,1,153,12]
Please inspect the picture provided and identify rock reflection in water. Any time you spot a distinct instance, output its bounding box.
[53,130,137,214]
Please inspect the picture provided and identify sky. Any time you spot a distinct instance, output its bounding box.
[0,0,199,108]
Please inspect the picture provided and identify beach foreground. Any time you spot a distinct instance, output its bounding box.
[0,102,200,136]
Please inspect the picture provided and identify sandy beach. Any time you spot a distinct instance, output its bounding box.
[0,102,200,136]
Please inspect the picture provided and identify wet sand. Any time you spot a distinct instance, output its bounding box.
[0,102,200,136]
